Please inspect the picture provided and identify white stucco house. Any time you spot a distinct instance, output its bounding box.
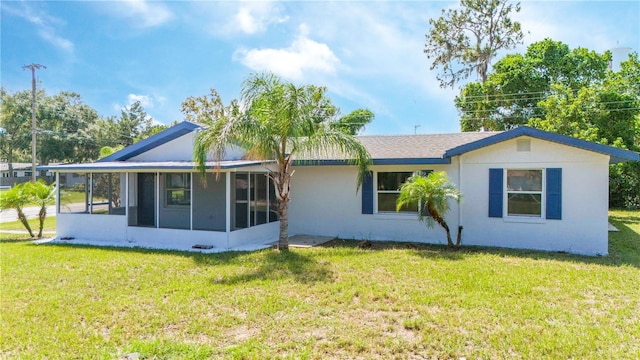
[44,121,639,256]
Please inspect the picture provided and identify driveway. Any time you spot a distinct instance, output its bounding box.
[0,205,56,223]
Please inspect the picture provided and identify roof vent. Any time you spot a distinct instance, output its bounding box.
[517,139,531,152]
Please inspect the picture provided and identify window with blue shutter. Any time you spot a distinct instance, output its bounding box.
[546,168,562,220]
[361,171,373,214]
[489,168,503,218]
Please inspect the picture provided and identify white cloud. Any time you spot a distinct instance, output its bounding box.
[234,3,288,34]
[127,93,154,108]
[2,3,74,52]
[193,1,288,37]
[112,0,173,28]
[234,25,340,81]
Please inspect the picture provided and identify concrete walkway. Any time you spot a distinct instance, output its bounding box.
[32,234,335,253]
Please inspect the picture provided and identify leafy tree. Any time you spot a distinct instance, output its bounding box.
[425,0,524,88]
[95,102,167,149]
[116,101,154,146]
[396,171,462,247]
[457,39,610,131]
[0,183,35,237]
[99,145,124,159]
[24,180,56,238]
[0,88,39,176]
[38,91,101,167]
[331,109,375,135]
[184,73,372,251]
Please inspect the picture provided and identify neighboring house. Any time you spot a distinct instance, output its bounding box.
[44,121,639,256]
[0,162,33,178]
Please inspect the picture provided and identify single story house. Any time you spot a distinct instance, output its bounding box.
[1,162,34,178]
[44,121,639,255]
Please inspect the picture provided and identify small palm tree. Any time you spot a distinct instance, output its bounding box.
[396,171,462,247]
[25,180,56,238]
[0,183,35,237]
[185,72,371,251]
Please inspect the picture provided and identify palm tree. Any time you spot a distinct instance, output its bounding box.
[25,180,56,238]
[0,183,35,237]
[185,72,371,251]
[396,171,462,247]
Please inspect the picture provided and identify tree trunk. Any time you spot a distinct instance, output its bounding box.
[456,225,463,247]
[37,206,46,238]
[444,226,453,248]
[8,151,14,178]
[18,210,35,237]
[272,156,292,251]
[427,202,453,247]
[277,203,289,251]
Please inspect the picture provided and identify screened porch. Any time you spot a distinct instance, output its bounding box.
[57,170,279,234]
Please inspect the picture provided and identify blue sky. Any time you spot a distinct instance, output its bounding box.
[1,1,639,135]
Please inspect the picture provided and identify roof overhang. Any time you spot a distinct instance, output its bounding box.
[41,160,274,172]
[292,158,451,166]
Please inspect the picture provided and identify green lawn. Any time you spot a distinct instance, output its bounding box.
[1,211,639,359]
[0,216,56,233]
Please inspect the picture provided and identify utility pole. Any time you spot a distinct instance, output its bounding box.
[22,63,46,182]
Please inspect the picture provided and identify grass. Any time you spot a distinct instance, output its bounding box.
[1,210,639,359]
[0,215,56,233]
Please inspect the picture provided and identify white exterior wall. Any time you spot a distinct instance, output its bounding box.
[56,213,278,249]
[289,137,611,256]
[130,133,245,162]
[288,163,460,245]
[57,213,128,243]
[459,136,610,255]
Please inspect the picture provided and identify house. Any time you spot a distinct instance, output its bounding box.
[44,121,639,255]
[1,162,33,178]
[0,162,56,187]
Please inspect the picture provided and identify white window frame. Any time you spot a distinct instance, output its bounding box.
[504,168,545,221]
[165,173,191,208]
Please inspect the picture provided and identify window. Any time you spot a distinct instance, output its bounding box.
[166,173,190,206]
[506,169,542,217]
[91,173,126,215]
[376,172,418,213]
[59,173,89,214]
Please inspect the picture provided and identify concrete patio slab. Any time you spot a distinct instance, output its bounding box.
[270,235,335,248]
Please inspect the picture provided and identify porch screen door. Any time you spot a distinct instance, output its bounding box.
[137,173,156,226]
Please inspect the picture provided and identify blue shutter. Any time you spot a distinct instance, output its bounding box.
[488,168,503,218]
[546,168,562,220]
[361,171,373,214]
[419,170,433,217]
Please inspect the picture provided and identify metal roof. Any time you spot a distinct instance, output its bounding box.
[41,160,273,172]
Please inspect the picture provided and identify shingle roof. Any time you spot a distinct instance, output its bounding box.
[357,132,501,160]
